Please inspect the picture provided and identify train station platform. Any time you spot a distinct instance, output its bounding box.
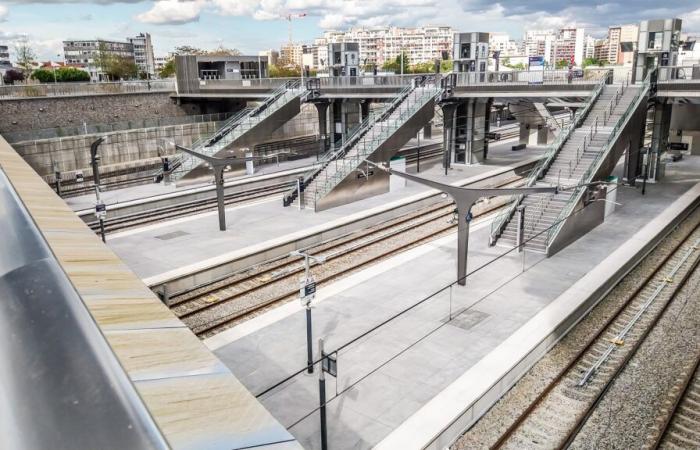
[0,134,300,449]
[106,137,541,284]
[205,156,700,449]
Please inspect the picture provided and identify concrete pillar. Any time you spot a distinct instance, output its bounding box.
[314,102,329,154]
[441,102,458,172]
[519,123,531,146]
[483,98,493,160]
[360,100,370,122]
[537,125,548,145]
[423,123,432,139]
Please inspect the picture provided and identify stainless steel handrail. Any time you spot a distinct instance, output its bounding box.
[0,167,169,449]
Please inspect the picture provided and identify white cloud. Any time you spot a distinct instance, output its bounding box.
[681,8,700,32]
[0,4,9,22]
[136,0,205,25]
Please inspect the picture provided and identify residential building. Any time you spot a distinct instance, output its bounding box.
[127,32,156,78]
[618,24,639,65]
[258,49,279,66]
[584,35,596,59]
[315,26,453,68]
[154,55,170,74]
[0,44,11,73]
[489,33,523,57]
[63,39,135,81]
[524,28,586,66]
[279,43,304,67]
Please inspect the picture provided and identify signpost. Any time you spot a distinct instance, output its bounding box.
[291,250,326,374]
[318,338,335,450]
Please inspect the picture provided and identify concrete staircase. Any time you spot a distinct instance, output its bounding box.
[284,78,440,210]
[172,80,304,182]
[493,83,641,252]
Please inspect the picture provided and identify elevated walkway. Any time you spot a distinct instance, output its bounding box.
[0,134,299,449]
[283,77,440,211]
[172,81,306,183]
[491,74,650,254]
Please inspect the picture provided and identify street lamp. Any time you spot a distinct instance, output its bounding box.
[366,160,559,285]
[290,249,326,374]
[90,137,107,242]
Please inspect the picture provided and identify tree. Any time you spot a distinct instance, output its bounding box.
[159,58,176,78]
[440,59,453,73]
[94,42,112,79]
[555,59,569,69]
[269,64,300,78]
[173,45,206,55]
[410,61,435,74]
[206,45,242,56]
[105,55,138,80]
[32,67,91,83]
[3,69,25,85]
[382,52,410,74]
[582,57,607,68]
[14,42,37,74]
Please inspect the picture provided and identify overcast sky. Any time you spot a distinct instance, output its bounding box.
[1,0,699,60]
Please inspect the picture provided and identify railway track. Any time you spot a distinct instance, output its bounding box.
[167,175,525,338]
[654,357,700,448]
[85,144,446,235]
[491,218,700,449]
[86,182,293,234]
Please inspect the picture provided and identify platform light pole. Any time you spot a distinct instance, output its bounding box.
[174,144,289,231]
[291,249,326,374]
[90,137,106,242]
[366,160,559,285]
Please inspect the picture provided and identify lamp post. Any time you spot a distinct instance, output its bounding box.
[90,137,106,242]
[174,144,290,231]
[290,250,326,374]
[366,160,559,285]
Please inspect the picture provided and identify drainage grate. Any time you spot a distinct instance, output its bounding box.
[443,310,489,331]
[154,230,190,240]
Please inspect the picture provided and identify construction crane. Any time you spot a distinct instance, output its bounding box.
[284,12,307,46]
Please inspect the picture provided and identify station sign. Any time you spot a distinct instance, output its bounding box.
[299,276,316,305]
[321,351,337,377]
[668,142,688,151]
[75,171,84,183]
[94,202,106,220]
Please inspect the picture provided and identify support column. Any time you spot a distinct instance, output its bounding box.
[483,98,493,160]
[649,99,673,180]
[537,125,548,145]
[440,102,458,173]
[360,100,370,122]
[314,102,329,155]
[519,123,531,146]
[423,123,432,139]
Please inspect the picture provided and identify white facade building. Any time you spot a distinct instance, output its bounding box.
[316,26,453,68]
[127,32,156,77]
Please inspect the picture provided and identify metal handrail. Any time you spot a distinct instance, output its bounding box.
[488,70,610,244]
[0,80,174,99]
[0,166,169,449]
[544,70,653,248]
[282,79,424,205]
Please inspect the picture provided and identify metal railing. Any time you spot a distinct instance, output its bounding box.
[488,71,610,244]
[311,80,442,204]
[318,74,424,88]
[455,69,609,86]
[0,80,175,99]
[172,80,304,179]
[657,65,700,82]
[198,77,297,90]
[543,70,653,248]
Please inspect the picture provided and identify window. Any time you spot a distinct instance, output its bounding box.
[461,43,470,59]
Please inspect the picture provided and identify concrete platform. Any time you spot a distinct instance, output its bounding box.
[206,156,700,450]
[107,138,543,283]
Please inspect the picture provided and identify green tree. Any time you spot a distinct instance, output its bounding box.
[159,58,176,78]
[57,67,90,82]
[269,64,300,78]
[105,55,138,80]
[94,42,113,79]
[173,45,206,55]
[440,59,453,73]
[410,61,435,74]
[555,59,569,69]
[382,52,410,74]
[31,69,55,83]
[582,57,606,68]
[14,41,37,74]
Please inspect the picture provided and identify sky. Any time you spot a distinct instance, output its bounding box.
[1,0,700,60]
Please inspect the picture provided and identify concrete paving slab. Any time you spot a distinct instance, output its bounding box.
[212,156,700,450]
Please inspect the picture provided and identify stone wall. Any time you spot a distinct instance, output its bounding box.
[0,92,198,134]
[12,121,219,179]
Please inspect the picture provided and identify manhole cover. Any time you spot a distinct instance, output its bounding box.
[443,310,489,331]
[155,230,190,240]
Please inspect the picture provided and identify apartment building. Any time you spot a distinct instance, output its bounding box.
[0,44,11,72]
[524,28,586,66]
[63,39,135,81]
[127,32,155,77]
[316,26,453,67]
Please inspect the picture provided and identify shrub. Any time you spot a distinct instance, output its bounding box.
[32,67,90,83]
[3,69,25,84]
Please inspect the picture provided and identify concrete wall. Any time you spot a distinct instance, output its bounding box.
[259,102,319,144]
[0,92,196,134]
[12,120,220,180]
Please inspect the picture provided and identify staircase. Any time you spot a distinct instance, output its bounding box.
[283,77,441,211]
[171,80,305,182]
[490,73,649,253]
